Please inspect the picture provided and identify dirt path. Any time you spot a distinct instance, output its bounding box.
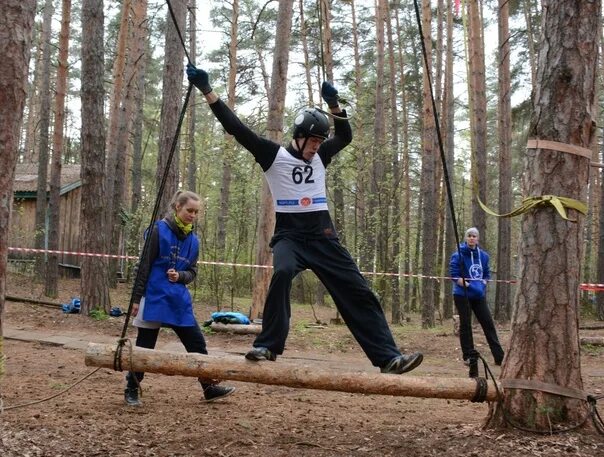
[1,274,603,456]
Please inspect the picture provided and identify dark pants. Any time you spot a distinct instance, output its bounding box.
[126,323,208,388]
[453,294,504,363]
[253,237,401,367]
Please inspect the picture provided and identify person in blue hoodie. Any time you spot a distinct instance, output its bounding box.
[449,227,504,376]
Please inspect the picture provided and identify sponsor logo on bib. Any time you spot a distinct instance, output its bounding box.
[300,197,311,206]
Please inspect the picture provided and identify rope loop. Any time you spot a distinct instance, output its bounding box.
[471,377,488,402]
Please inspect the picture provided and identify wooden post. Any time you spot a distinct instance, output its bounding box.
[85,343,501,401]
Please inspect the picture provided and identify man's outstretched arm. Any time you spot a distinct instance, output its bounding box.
[186,63,279,171]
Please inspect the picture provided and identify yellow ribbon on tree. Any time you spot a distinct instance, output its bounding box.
[478,195,587,222]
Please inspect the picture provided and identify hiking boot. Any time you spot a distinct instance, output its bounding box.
[203,385,236,403]
[124,387,141,406]
[245,347,277,362]
[380,352,423,374]
[468,358,479,378]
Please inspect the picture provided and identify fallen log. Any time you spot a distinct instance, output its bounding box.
[208,322,262,335]
[6,295,62,309]
[85,343,500,401]
[580,336,604,346]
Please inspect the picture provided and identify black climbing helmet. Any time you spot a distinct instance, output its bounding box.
[292,108,330,140]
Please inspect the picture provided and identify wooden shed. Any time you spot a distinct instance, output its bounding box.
[10,163,82,274]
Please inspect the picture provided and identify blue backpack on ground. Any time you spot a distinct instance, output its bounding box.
[62,298,81,314]
[209,311,251,325]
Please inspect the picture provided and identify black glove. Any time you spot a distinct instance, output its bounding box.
[321,81,339,108]
[186,63,213,94]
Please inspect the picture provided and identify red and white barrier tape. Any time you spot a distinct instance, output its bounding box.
[8,246,603,289]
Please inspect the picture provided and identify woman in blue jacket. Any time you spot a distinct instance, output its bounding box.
[449,227,504,376]
[124,191,235,406]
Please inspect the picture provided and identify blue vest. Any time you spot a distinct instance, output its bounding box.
[143,220,199,326]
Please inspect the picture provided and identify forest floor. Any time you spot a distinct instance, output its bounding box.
[1,272,603,456]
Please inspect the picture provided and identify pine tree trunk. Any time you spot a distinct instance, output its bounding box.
[250,0,295,320]
[155,1,186,214]
[23,31,41,164]
[106,0,132,287]
[45,0,72,298]
[597,22,604,322]
[385,0,402,324]
[394,2,412,311]
[489,0,600,431]
[0,0,36,362]
[217,0,239,255]
[299,0,315,106]
[129,0,148,216]
[80,0,111,315]
[186,0,197,193]
[442,0,455,320]
[467,0,487,247]
[34,0,54,278]
[350,0,369,272]
[522,0,538,89]
[494,0,512,322]
[420,0,436,327]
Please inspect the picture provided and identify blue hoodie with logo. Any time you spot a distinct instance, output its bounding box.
[449,242,490,299]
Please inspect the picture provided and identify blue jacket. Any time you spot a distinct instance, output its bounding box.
[142,219,199,326]
[449,242,490,299]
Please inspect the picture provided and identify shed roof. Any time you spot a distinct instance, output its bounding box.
[13,163,81,195]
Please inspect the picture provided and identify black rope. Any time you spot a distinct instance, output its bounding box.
[166,0,191,64]
[412,0,463,255]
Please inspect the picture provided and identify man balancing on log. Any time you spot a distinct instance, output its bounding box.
[187,64,423,375]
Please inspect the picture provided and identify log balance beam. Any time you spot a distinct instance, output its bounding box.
[85,343,500,401]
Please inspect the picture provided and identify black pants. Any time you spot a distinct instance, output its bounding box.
[126,323,208,388]
[453,294,504,363]
[253,237,401,367]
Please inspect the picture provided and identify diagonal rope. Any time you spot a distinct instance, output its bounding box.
[412,0,464,258]
[114,0,195,371]
[167,0,191,64]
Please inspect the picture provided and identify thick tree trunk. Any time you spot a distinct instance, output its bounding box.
[80,0,111,315]
[86,343,500,401]
[250,0,294,320]
[45,0,72,298]
[0,0,36,373]
[489,0,600,432]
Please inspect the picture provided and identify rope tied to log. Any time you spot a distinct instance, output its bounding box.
[471,377,488,403]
